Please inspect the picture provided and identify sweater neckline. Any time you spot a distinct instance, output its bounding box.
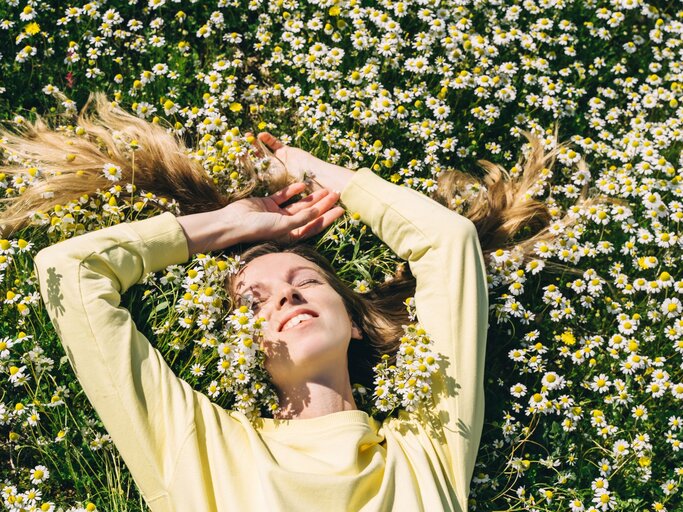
[257,409,379,433]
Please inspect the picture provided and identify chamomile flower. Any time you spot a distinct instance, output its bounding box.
[102,163,122,182]
[29,465,49,484]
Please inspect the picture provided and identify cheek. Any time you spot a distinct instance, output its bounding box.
[326,300,355,339]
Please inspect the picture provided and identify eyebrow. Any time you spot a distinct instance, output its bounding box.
[234,265,322,293]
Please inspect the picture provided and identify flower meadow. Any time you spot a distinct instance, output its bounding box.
[0,0,682,510]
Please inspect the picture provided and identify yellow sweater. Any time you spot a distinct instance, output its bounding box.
[35,169,488,512]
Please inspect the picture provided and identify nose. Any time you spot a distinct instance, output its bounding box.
[275,283,304,309]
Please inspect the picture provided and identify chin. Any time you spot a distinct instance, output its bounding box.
[265,335,350,379]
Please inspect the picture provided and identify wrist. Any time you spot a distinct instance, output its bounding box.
[176,209,244,255]
[308,162,355,195]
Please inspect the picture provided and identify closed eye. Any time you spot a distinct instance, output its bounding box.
[297,279,321,286]
[238,276,321,311]
[240,292,265,311]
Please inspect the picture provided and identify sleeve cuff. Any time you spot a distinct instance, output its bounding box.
[340,168,391,221]
[125,212,191,276]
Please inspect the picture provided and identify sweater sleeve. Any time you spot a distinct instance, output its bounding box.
[34,212,199,504]
[341,169,488,497]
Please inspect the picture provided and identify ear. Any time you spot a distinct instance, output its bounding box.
[351,321,363,340]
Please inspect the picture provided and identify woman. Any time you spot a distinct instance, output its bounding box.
[2,97,574,511]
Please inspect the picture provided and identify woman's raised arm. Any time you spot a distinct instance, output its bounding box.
[34,212,198,506]
[176,183,343,254]
[339,169,488,511]
[34,185,343,504]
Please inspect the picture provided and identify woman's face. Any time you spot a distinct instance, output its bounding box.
[232,252,361,385]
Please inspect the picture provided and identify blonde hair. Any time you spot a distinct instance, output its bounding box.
[0,94,615,266]
[0,94,285,237]
[433,138,623,273]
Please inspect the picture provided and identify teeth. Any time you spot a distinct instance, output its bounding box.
[283,313,313,331]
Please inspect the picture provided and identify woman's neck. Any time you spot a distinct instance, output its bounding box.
[273,372,357,420]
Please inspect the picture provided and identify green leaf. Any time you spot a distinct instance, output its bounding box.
[155,301,169,313]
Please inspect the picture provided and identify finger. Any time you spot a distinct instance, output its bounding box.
[290,206,346,241]
[281,188,336,215]
[287,189,340,222]
[257,132,285,153]
[268,182,307,205]
[276,189,339,234]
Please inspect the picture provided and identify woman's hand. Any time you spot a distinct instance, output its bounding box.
[249,132,355,194]
[221,182,344,244]
[177,183,344,255]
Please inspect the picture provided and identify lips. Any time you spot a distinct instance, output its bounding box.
[278,309,318,332]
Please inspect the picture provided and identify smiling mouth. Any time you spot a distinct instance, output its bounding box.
[281,313,317,332]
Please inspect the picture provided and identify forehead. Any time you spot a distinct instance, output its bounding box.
[234,252,323,292]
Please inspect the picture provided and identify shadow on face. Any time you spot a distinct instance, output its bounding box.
[260,338,311,417]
